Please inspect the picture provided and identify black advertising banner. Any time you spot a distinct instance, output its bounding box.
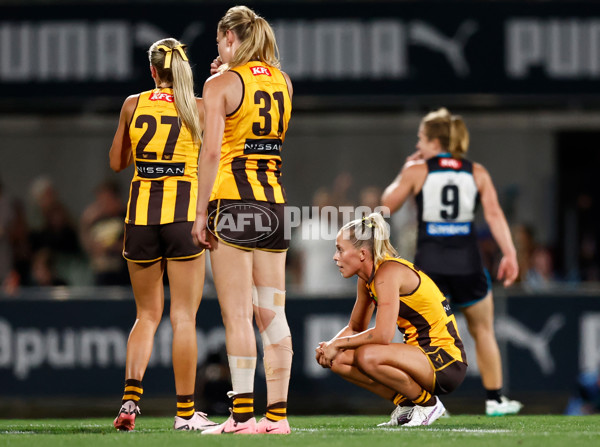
[1,1,600,111]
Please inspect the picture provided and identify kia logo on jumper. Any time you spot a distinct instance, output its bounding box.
[208,203,279,243]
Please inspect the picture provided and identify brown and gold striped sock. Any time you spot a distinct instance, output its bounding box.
[232,392,254,423]
[265,401,287,422]
[122,379,143,405]
[412,389,435,407]
[176,394,195,420]
[392,393,409,406]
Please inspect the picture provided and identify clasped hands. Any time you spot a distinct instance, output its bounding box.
[315,341,341,369]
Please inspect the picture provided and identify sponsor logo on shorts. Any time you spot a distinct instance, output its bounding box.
[243,138,282,155]
[251,66,272,76]
[209,203,279,243]
[426,222,471,236]
[136,161,185,178]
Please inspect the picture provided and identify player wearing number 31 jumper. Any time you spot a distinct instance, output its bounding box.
[191,5,293,435]
[381,108,522,417]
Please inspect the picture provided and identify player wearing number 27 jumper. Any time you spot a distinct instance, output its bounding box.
[381,108,522,418]
[109,38,217,431]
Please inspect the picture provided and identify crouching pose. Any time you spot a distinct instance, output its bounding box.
[316,213,467,427]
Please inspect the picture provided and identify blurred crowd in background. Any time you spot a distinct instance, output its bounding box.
[0,171,564,295]
[0,176,128,292]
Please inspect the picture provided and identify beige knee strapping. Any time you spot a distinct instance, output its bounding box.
[253,285,293,403]
[252,286,291,346]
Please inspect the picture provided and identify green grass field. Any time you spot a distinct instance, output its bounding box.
[1,415,599,447]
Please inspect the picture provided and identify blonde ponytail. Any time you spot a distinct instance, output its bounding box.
[148,38,202,144]
[339,213,398,267]
[217,5,280,72]
[449,115,469,159]
[421,107,470,159]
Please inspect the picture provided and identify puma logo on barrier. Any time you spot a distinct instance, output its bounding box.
[495,313,565,374]
[409,20,478,77]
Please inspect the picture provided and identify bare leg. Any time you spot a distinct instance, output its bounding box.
[125,260,165,380]
[462,292,503,390]
[167,254,205,395]
[210,240,255,357]
[353,343,435,400]
[253,250,292,406]
[209,236,256,400]
[330,349,397,400]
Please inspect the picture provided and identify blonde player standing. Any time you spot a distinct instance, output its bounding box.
[109,38,216,431]
[192,5,294,435]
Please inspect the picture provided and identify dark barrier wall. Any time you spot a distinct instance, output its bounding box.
[2,1,600,111]
[1,290,599,405]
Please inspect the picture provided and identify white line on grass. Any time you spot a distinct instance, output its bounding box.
[430,428,513,434]
[294,427,514,434]
[1,431,37,434]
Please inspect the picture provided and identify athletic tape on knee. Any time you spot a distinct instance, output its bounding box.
[253,285,291,346]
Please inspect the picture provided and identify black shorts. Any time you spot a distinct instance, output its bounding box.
[207,199,289,251]
[123,221,205,263]
[427,270,491,309]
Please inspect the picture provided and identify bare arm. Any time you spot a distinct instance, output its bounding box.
[316,278,374,367]
[190,74,238,248]
[381,161,427,214]
[332,264,399,349]
[336,277,375,336]
[109,95,137,173]
[319,265,400,366]
[474,163,519,286]
[281,71,294,99]
[196,97,205,135]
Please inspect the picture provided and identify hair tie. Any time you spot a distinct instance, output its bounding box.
[362,216,374,228]
[156,44,188,69]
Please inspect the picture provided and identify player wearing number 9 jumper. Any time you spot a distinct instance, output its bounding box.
[381,108,522,417]
[108,38,217,432]
[191,6,293,435]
